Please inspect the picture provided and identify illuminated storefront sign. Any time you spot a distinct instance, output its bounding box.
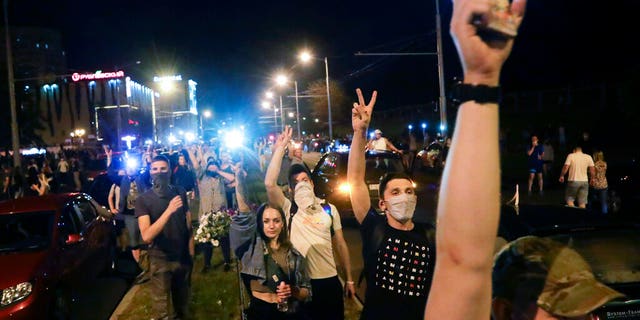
[153,75,183,82]
[71,70,125,82]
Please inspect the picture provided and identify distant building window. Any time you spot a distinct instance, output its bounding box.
[45,43,49,49]
[36,43,40,48]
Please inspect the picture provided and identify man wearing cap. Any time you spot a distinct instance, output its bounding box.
[366,129,402,153]
[424,1,623,319]
[265,126,355,320]
[492,236,623,319]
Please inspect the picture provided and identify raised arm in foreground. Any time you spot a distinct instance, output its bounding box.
[264,127,292,209]
[424,0,526,319]
[348,89,378,224]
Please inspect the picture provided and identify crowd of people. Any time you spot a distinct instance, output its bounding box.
[0,0,625,319]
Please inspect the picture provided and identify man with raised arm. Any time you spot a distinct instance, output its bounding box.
[423,0,526,319]
[348,89,436,320]
[265,126,355,320]
[136,155,195,319]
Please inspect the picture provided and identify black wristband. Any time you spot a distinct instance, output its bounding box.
[450,82,502,104]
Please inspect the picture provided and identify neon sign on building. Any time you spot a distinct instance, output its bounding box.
[71,70,125,82]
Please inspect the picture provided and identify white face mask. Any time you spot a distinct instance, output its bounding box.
[294,181,316,210]
[384,193,417,223]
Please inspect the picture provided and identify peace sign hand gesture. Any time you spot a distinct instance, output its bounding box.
[275,126,293,150]
[352,88,377,132]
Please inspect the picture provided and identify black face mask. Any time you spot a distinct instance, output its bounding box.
[151,172,171,197]
[205,170,218,177]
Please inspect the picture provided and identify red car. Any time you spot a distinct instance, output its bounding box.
[0,193,115,319]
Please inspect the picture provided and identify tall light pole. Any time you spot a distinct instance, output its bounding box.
[279,95,284,132]
[200,109,211,139]
[4,0,20,167]
[263,97,278,132]
[324,57,333,141]
[274,74,288,132]
[294,80,301,141]
[299,51,332,140]
[435,0,447,136]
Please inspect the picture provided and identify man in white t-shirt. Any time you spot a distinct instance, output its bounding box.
[266,126,355,320]
[559,146,595,208]
[366,129,402,153]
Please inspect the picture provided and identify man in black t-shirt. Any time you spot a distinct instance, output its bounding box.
[347,89,435,320]
[136,155,194,319]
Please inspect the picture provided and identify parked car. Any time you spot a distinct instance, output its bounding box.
[0,193,116,319]
[310,149,407,221]
[497,204,640,319]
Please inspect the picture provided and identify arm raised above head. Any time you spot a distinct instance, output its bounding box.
[425,0,527,319]
[348,89,377,224]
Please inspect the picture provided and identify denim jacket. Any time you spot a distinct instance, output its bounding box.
[230,211,312,302]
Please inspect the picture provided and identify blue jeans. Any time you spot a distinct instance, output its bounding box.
[590,187,608,214]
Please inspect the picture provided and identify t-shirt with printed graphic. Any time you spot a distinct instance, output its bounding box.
[360,208,435,320]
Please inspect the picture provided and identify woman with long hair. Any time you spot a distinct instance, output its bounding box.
[591,150,609,214]
[230,164,311,320]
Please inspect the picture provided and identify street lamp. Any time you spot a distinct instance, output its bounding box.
[299,50,333,140]
[274,74,288,132]
[262,100,278,132]
[200,109,211,139]
[4,0,21,167]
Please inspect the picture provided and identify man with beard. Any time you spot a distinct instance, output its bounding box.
[136,155,195,319]
[265,126,355,320]
[348,89,435,320]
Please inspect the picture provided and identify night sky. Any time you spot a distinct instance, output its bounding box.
[6,0,640,122]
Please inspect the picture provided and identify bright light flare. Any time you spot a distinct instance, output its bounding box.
[126,158,139,170]
[203,110,212,118]
[275,74,288,86]
[225,129,244,149]
[185,132,196,142]
[338,182,351,194]
[299,51,312,63]
[261,101,271,109]
[265,91,274,99]
[160,81,174,93]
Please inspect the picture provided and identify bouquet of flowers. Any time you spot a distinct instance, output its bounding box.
[194,208,232,246]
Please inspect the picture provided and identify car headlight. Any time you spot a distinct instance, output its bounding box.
[338,182,351,194]
[1,281,33,307]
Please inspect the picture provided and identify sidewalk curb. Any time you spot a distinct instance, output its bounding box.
[109,284,141,320]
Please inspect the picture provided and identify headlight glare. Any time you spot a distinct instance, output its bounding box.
[1,282,33,306]
[338,182,351,194]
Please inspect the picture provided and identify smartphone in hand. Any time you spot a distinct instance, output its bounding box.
[472,0,518,37]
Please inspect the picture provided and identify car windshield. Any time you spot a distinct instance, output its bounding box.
[551,229,640,285]
[0,211,54,253]
[365,157,404,181]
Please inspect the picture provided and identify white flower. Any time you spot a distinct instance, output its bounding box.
[194,209,231,244]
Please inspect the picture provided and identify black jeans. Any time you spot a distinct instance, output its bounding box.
[149,257,192,319]
[202,235,231,266]
[305,276,344,320]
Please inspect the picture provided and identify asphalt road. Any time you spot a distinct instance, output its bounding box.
[74,253,137,319]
